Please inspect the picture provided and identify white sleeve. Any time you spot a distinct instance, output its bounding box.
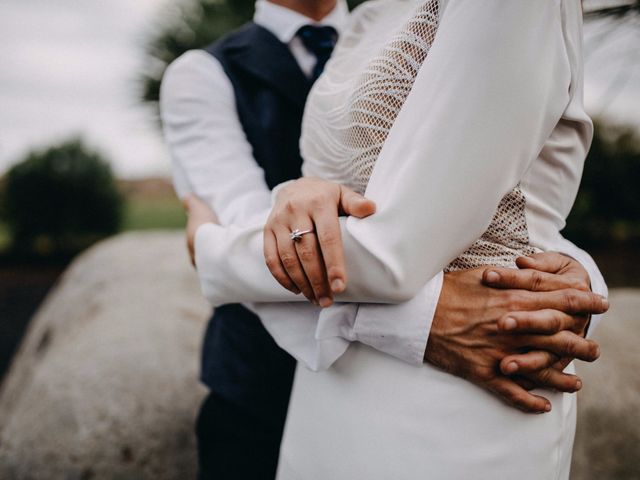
[194,0,573,307]
[161,51,442,369]
[553,236,608,337]
[160,50,272,226]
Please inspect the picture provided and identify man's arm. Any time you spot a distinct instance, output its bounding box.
[160,50,451,373]
[160,50,272,227]
[186,197,606,413]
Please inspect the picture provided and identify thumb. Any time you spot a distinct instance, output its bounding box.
[339,186,376,218]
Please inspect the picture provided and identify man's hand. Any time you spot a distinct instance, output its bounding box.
[425,254,608,414]
[484,252,601,375]
[183,194,219,266]
[263,177,376,306]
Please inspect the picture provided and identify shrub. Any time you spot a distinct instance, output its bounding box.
[3,139,123,257]
[564,121,640,246]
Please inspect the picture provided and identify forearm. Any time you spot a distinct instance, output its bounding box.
[195,0,571,306]
[160,50,272,227]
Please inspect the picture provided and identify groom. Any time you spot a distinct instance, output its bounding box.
[161,0,607,479]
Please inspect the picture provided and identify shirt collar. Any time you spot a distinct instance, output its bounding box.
[254,0,349,44]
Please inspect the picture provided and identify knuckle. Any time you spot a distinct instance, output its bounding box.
[563,290,580,313]
[530,271,544,291]
[281,254,297,269]
[562,335,578,357]
[551,312,563,332]
[310,279,327,292]
[506,390,524,406]
[573,278,590,291]
[284,200,297,214]
[477,369,495,383]
[298,248,316,263]
[327,265,345,281]
[319,231,339,246]
[507,291,527,310]
[264,255,279,270]
[309,195,327,210]
[537,368,552,384]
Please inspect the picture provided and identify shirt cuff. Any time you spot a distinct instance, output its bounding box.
[194,222,227,305]
[351,271,444,365]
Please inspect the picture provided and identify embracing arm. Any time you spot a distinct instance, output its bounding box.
[160,50,272,226]
[195,0,573,306]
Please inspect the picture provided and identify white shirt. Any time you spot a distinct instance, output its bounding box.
[161,0,439,368]
[163,0,607,371]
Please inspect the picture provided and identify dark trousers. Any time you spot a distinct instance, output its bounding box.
[196,392,287,480]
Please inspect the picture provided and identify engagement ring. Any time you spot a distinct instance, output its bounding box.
[290,228,314,242]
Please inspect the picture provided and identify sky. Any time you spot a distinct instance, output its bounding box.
[0,0,638,179]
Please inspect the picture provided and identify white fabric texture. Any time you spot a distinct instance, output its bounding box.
[191,0,607,477]
[193,0,605,307]
[160,0,443,369]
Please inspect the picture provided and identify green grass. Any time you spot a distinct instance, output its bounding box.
[0,196,186,257]
[121,196,186,231]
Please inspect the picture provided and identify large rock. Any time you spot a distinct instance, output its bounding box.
[0,232,210,480]
[572,289,640,480]
[0,232,637,479]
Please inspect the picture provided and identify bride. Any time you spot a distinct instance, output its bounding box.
[189,0,601,477]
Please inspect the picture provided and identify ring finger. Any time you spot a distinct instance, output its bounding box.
[292,224,334,307]
[275,225,316,304]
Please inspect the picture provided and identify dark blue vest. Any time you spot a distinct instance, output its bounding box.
[201,23,312,421]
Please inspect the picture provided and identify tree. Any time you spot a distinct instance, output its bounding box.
[564,120,640,245]
[3,139,123,257]
[141,0,368,112]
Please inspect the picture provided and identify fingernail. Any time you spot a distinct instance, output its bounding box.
[485,271,500,283]
[331,279,345,293]
[595,346,601,358]
[504,361,518,374]
[319,297,333,308]
[575,380,582,390]
[601,298,609,310]
[545,403,552,412]
[503,317,517,331]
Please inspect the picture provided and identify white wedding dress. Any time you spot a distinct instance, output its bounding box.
[282,0,591,478]
[194,0,594,478]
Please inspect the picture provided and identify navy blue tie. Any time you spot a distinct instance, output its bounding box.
[296,25,338,82]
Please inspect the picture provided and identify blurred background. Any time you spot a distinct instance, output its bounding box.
[1,0,639,398]
[0,0,638,477]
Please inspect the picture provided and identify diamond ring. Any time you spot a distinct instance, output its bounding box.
[290,228,314,242]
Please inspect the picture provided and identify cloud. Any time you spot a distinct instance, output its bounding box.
[0,0,171,178]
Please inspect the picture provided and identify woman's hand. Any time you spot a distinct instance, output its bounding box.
[264,177,376,307]
[184,194,219,267]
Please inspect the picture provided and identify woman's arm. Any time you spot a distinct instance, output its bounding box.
[195,0,572,306]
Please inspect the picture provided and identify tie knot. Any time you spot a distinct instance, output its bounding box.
[296,25,338,57]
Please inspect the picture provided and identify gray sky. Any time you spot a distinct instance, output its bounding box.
[0,0,638,179]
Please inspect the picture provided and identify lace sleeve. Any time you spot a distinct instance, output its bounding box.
[343,0,440,193]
